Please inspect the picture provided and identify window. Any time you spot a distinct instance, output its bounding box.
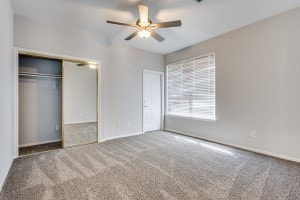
[166,52,216,120]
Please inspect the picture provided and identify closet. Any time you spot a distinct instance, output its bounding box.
[18,53,99,156]
[18,55,63,155]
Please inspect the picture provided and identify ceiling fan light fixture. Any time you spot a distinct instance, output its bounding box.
[107,4,182,42]
[138,29,151,39]
[77,62,98,69]
[89,64,97,69]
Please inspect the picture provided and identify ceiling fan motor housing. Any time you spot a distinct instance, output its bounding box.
[136,19,152,28]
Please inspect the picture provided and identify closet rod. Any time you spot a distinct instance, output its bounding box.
[19,72,62,79]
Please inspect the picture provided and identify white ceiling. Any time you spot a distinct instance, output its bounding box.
[11,0,300,54]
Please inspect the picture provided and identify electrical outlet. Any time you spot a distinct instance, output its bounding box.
[126,122,130,127]
[251,131,258,138]
[56,125,60,131]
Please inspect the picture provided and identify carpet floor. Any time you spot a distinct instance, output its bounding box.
[19,142,62,156]
[1,131,299,200]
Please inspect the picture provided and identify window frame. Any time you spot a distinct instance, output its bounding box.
[165,52,216,122]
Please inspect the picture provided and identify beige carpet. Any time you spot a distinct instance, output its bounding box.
[1,131,299,200]
[19,142,62,156]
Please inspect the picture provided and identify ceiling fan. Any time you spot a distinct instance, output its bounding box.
[107,5,182,42]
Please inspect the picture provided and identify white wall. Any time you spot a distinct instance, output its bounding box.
[14,15,103,61]
[63,61,97,124]
[105,45,164,140]
[165,7,300,161]
[0,0,14,190]
[14,15,164,143]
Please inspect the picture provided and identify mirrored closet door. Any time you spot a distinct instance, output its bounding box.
[62,61,98,148]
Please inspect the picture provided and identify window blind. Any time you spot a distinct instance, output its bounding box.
[166,52,216,120]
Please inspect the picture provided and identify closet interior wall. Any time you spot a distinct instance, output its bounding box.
[18,55,62,148]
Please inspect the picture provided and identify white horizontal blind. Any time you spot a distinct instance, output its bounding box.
[167,53,216,120]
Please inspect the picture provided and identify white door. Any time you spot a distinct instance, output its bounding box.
[143,70,163,132]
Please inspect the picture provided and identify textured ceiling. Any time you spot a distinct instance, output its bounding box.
[11,0,300,54]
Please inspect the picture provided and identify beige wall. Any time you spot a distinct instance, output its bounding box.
[165,7,300,161]
[0,0,14,190]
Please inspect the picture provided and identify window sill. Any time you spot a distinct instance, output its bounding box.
[165,114,217,122]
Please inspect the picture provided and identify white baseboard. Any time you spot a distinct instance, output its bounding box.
[165,129,300,163]
[19,139,62,148]
[104,132,144,142]
[0,156,14,192]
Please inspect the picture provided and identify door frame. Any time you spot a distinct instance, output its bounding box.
[13,47,102,158]
[142,69,164,133]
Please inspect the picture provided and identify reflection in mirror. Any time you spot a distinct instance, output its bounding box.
[63,61,98,148]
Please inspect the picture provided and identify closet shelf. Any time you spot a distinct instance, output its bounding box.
[19,72,62,79]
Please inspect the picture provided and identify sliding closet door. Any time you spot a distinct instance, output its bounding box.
[62,61,98,148]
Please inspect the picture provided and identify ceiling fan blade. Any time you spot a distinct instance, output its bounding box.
[107,20,136,27]
[125,31,139,40]
[151,30,165,42]
[153,20,182,29]
[138,5,149,25]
